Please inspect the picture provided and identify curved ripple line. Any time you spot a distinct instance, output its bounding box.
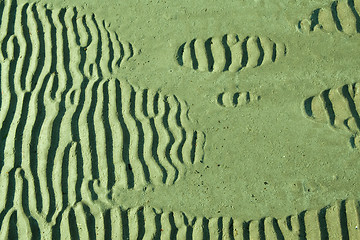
[303,82,360,148]
[298,0,360,35]
[177,34,286,73]
[37,199,360,239]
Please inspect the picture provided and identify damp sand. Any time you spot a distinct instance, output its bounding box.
[1,0,360,238]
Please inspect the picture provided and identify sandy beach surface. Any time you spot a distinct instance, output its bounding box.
[0,0,360,238]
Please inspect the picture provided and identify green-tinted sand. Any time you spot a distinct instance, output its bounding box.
[1,0,360,238]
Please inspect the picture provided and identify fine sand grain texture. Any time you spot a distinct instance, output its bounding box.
[0,0,360,238]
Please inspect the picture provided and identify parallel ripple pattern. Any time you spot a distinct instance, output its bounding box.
[303,82,360,148]
[0,0,135,81]
[298,0,360,35]
[0,0,206,236]
[217,91,259,108]
[0,76,206,234]
[2,197,359,239]
[176,34,287,73]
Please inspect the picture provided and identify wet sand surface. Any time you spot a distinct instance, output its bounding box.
[0,0,360,238]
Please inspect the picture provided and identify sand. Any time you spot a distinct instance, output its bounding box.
[0,0,360,238]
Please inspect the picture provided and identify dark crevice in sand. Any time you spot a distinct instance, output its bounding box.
[303,97,313,117]
[256,37,265,67]
[331,1,343,32]
[69,208,80,239]
[120,207,130,240]
[217,92,224,106]
[222,34,232,72]
[45,6,76,221]
[271,42,277,63]
[46,8,57,75]
[103,81,115,193]
[29,75,50,214]
[259,217,266,240]
[104,209,112,240]
[0,170,16,228]
[246,92,251,103]
[11,37,22,171]
[83,204,96,240]
[189,38,198,70]
[19,3,30,91]
[87,159,99,200]
[142,89,149,117]
[298,211,306,240]
[137,207,145,239]
[72,8,81,46]
[126,40,134,61]
[0,1,4,43]
[272,218,285,240]
[174,97,186,165]
[285,215,292,231]
[178,34,283,73]
[218,217,224,240]
[229,218,235,240]
[350,135,356,148]
[176,42,185,66]
[163,98,178,171]
[342,84,360,129]
[103,21,114,73]
[190,131,198,164]
[242,221,250,240]
[46,105,63,222]
[1,0,16,59]
[348,0,360,33]
[169,212,178,239]
[204,37,214,72]
[0,47,18,172]
[8,211,18,239]
[59,8,72,92]
[240,36,249,70]
[318,206,329,240]
[30,4,46,92]
[340,200,350,240]
[74,144,83,203]
[61,144,71,209]
[153,92,159,116]
[321,89,335,126]
[14,93,30,169]
[150,117,169,184]
[185,217,193,239]
[310,9,320,31]
[88,80,101,182]
[154,211,162,239]
[115,32,125,67]
[115,81,134,188]
[77,15,90,75]
[129,88,151,183]
[91,14,103,78]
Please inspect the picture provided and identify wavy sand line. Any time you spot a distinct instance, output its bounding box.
[176,34,286,73]
[0,0,134,80]
[58,199,360,239]
[0,78,206,228]
[298,0,360,35]
[1,196,359,239]
[303,82,360,148]
[0,0,206,230]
